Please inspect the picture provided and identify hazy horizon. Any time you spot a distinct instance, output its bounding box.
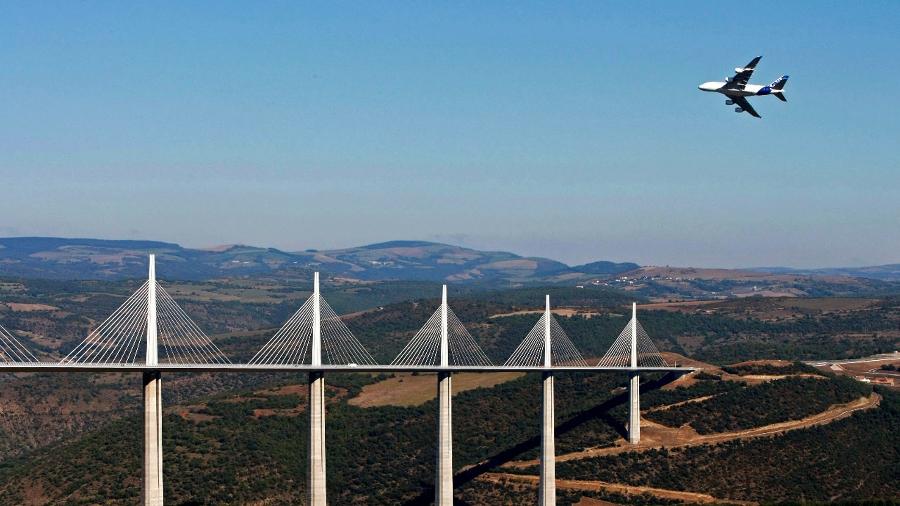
[2,234,896,271]
[3,2,898,268]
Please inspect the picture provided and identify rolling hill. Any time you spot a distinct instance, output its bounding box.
[750,264,900,282]
[0,237,636,284]
[1,237,897,299]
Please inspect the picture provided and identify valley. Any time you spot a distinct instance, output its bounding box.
[0,265,897,504]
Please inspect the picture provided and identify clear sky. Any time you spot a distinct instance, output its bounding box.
[2,1,898,268]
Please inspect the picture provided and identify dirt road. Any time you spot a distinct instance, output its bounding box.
[505,392,880,468]
[480,472,752,504]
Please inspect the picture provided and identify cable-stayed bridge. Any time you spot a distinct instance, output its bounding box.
[0,256,691,506]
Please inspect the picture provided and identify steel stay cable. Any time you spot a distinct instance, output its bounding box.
[292,303,316,364]
[65,282,148,363]
[419,313,443,365]
[408,312,440,365]
[253,297,311,364]
[448,309,491,365]
[0,324,37,362]
[505,326,536,366]
[392,307,440,365]
[157,284,230,363]
[522,316,547,365]
[164,286,232,364]
[320,299,375,364]
[158,295,207,363]
[0,324,37,361]
[507,317,539,366]
[512,324,541,366]
[551,318,586,366]
[78,283,148,363]
[86,282,150,361]
[252,306,301,364]
[155,293,188,364]
[90,284,150,364]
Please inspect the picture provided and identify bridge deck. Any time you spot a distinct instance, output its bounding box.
[0,363,694,373]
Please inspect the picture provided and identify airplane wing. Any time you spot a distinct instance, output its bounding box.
[730,95,761,118]
[728,56,762,90]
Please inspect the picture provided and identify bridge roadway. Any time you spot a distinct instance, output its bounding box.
[0,362,693,373]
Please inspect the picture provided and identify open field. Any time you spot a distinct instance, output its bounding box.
[348,372,526,407]
[489,308,611,319]
[1,303,61,312]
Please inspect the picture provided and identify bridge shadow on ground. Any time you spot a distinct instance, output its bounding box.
[401,371,684,506]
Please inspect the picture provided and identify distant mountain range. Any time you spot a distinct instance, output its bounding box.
[749,265,900,282]
[1,237,897,289]
[0,237,638,283]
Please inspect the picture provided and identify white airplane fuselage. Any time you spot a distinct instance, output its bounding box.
[698,82,771,97]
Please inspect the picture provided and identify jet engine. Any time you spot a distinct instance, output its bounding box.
[734,107,743,113]
[725,99,735,105]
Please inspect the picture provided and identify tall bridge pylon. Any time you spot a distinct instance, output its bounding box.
[392,285,492,506]
[597,303,668,444]
[58,254,229,505]
[504,295,587,368]
[59,256,230,366]
[505,295,587,506]
[597,303,668,369]
[249,272,376,506]
[390,285,492,368]
[248,273,375,366]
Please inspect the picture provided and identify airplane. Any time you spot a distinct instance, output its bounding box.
[698,56,789,118]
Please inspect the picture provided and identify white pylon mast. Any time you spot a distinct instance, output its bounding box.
[440,285,448,368]
[543,295,552,367]
[312,272,321,367]
[630,302,637,369]
[146,254,158,367]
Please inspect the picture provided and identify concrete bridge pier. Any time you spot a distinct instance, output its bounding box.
[436,371,453,506]
[143,255,163,505]
[539,371,555,505]
[308,272,327,506]
[628,371,640,444]
[627,303,640,445]
[435,285,454,506]
[539,295,555,505]
[308,371,327,505]
[142,371,163,506]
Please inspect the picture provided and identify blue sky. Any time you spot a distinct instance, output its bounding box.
[1,1,898,267]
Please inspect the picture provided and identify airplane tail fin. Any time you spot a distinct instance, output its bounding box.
[770,75,789,90]
[771,75,788,102]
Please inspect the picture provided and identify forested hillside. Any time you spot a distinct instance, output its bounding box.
[0,277,898,503]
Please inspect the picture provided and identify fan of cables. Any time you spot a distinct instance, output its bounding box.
[504,312,587,367]
[250,293,375,366]
[60,281,230,365]
[0,323,38,363]
[391,303,492,367]
[597,317,668,368]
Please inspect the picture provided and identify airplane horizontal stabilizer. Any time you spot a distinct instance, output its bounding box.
[775,92,787,102]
